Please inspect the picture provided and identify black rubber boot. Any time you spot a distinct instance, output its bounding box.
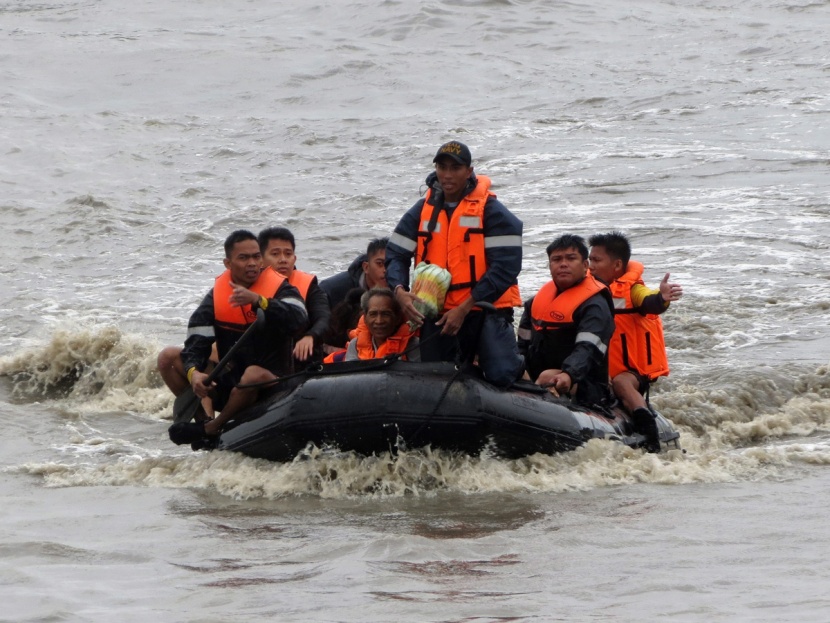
[631,408,661,453]
[168,421,207,446]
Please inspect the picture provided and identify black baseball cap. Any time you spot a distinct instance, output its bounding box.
[432,141,472,166]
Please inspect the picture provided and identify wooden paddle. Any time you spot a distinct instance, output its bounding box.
[172,308,266,424]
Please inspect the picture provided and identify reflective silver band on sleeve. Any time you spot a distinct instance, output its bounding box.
[484,235,522,249]
[187,325,215,338]
[517,327,532,340]
[282,297,309,316]
[613,297,627,309]
[389,232,418,252]
[575,331,607,354]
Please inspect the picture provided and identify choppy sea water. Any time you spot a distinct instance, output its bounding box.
[2,0,830,621]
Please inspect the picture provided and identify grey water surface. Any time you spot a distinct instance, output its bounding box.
[2,0,830,621]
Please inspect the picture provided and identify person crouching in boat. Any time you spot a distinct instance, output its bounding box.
[517,234,615,408]
[587,231,683,452]
[324,288,420,362]
[165,229,308,445]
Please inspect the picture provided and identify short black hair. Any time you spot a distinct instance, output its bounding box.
[366,237,388,258]
[258,226,296,252]
[224,229,258,258]
[588,231,631,266]
[546,234,588,260]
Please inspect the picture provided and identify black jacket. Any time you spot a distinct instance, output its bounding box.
[181,279,308,377]
[518,287,615,406]
[296,276,331,364]
[319,254,366,309]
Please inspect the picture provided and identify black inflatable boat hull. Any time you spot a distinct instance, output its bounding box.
[215,361,680,462]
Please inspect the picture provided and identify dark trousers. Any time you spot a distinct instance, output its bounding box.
[419,310,524,387]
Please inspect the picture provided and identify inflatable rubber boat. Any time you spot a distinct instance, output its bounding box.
[191,359,680,462]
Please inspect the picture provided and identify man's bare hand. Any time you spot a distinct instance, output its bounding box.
[435,297,475,336]
[190,370,215,399]
[395,288,425,327]
[536,369,572,395]
[435,305,469,336]
[229,281,260,307]
[659,273,683,303]
[293,335,315,362]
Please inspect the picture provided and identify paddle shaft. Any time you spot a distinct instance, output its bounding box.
[203,307,265,385]
[173,307,266,424]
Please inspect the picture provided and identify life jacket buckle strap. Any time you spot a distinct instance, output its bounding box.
[463,227,485,242]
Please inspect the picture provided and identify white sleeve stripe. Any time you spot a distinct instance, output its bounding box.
[187,326,215,338]
[282,297,309,316]
[389,232,418,252]
[484,235,522,249]
[576,331,607,354]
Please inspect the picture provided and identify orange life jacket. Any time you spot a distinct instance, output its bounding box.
[288,269,315,301]
[607,261,670,380]
[322,317,416,363]
[530,273,608,329]
[415,175,521,311]
[354,319,415,360]
[322,349,347,364]
[526,273,610,381]
[213,267,285,329]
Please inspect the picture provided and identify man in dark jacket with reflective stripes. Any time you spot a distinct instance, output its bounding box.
[385,141,524,387]
[518,234,615,407]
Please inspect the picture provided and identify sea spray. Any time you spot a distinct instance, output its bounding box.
[14,431,830,500]
[0,323,172,417]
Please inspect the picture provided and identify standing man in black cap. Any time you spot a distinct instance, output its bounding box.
[385,141,524,387]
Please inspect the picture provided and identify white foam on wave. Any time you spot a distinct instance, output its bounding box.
[0,322,173,418]
[5,442,680,499]
[11,416,830,501]
[7,360,829,498]
[3,329,830,499]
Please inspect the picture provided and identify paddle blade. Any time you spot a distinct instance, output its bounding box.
[172,387,200,424]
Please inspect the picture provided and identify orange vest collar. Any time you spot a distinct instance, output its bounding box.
[288,269,315,301]
[354,319,415,360]
[531,273,607,328]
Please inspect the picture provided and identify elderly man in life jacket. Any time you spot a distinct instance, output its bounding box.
[588,231,683,452]
[162,229,308,446]
[517,234,615,408]
[324,288,420,363]
[386,141,524,387]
